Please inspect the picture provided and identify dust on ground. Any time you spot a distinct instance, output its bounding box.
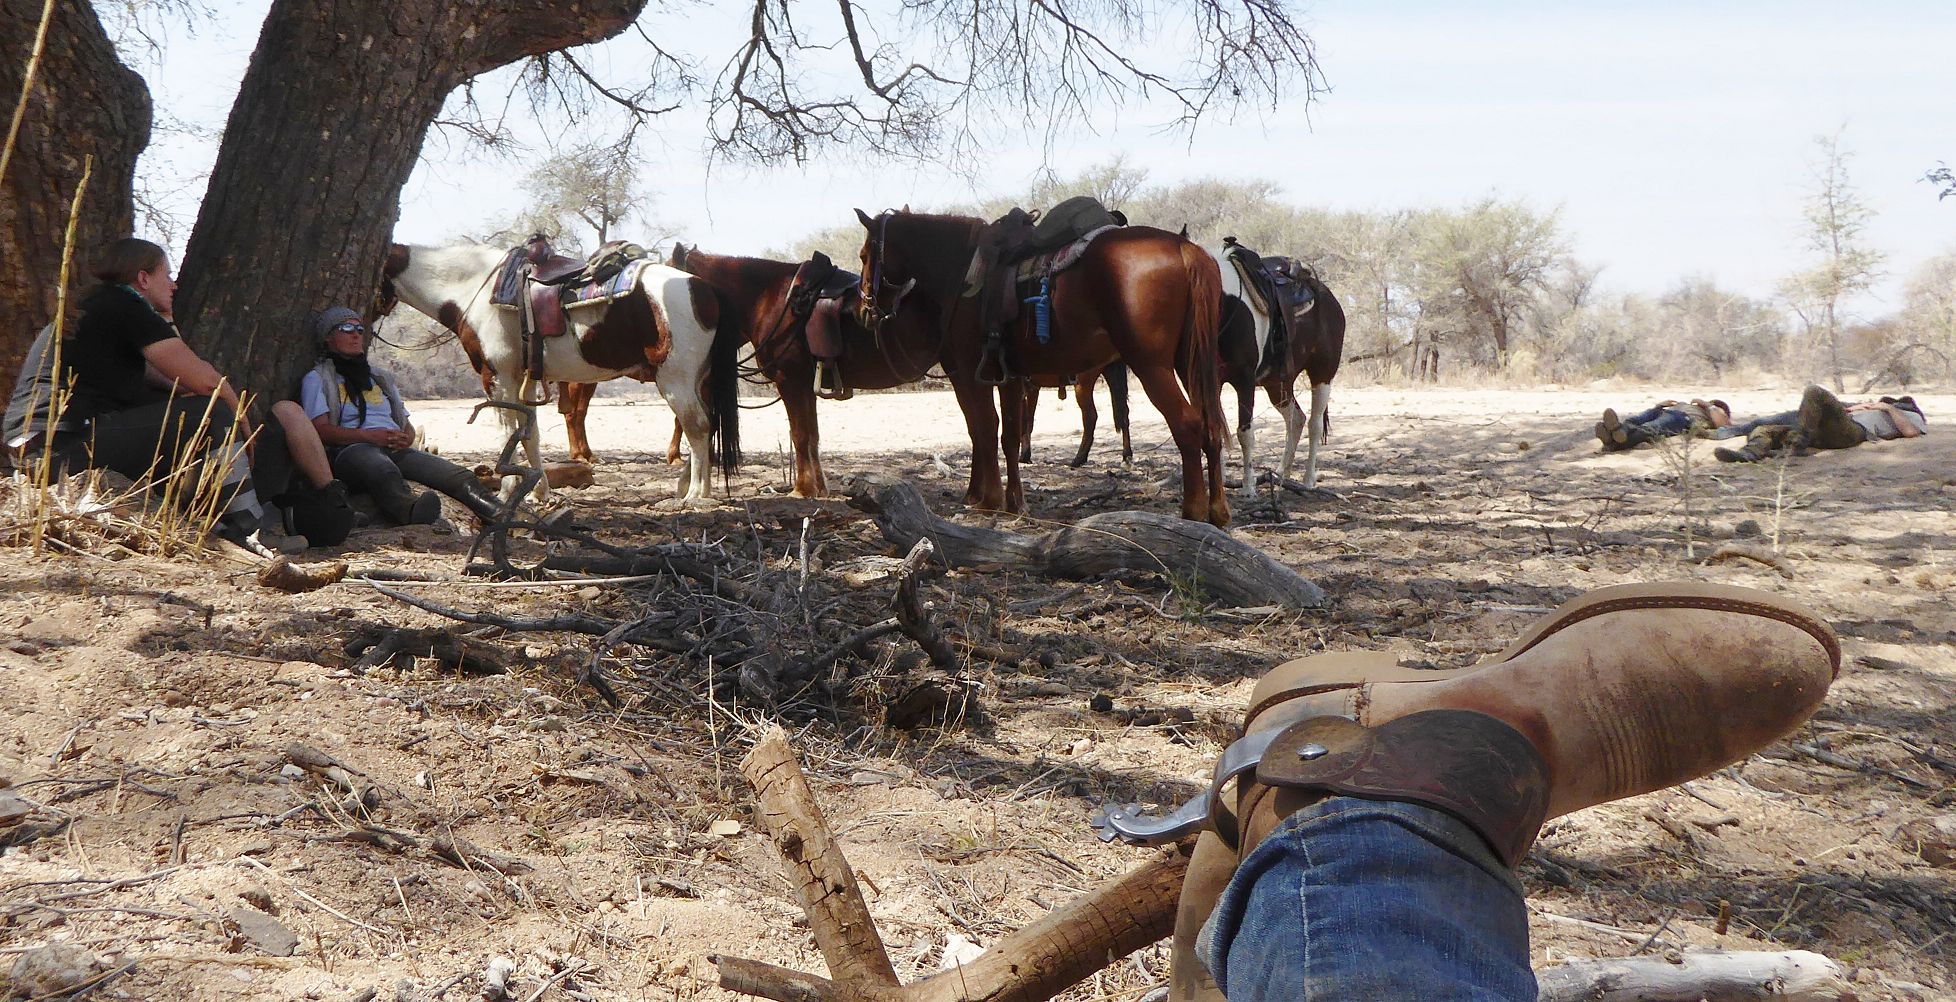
[2,385,1952,1001]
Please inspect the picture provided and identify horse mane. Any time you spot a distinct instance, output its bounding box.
[878,211,985,303]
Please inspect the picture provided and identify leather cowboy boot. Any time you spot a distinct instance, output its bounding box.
[1164,582,1838,1002]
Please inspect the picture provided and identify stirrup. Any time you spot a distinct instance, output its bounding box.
[814,360,853,401]
[975,333,1013,386]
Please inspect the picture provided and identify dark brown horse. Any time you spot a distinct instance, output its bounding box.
[856,209,1228,526]
[667,244,944,497]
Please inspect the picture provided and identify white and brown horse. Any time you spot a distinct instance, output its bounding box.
[379,242,742,502]
[1212,245,1345,494]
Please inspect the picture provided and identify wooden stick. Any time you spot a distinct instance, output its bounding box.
[740,728,901,987]
[1536,949,1850,1001]
[894,539,959,671]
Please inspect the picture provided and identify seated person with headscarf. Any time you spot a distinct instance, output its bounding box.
[298,307,503,526]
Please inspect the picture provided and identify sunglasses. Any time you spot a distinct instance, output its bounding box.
[331,321,366,334]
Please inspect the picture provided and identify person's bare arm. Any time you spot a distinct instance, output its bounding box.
[1879,404,1925,438]
[141,338,239,408]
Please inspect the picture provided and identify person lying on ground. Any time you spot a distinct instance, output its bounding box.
[1172,582,1837,1002]
[299,307,504,526]
[1713,385,1925,463]
[1594,398,1731,451]
[1,237,346,555]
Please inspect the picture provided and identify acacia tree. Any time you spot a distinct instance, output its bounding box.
[7,0,1321,410]
[1785,130,1883,391]
[0,0,149,394]
[1414,199,1566,364]
[504,136,653,253]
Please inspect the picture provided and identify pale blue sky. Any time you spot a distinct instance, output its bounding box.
[133,0,1953,310]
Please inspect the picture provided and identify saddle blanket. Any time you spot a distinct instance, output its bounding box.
[1012,223,1121,284]
[561,259,659,310]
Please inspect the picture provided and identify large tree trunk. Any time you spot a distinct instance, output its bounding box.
[173,0,646,410]
[0,0,150,394]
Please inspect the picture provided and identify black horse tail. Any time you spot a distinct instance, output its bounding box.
[1106,361,1130,437]
[703,281,744,487]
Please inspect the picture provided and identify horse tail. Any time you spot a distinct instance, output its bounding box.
[1179,241,1226,445]
[705,284,744,484]
[1106,361,1130,437]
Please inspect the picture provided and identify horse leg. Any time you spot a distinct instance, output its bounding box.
[664,380,713,501]
[1129,363,1211,525]
[1070,371,1098,468]
[1301,381,1332,489]
[1236,377,1259,500]
[1275,384,1306,485]
[1018,382,1037,464]
[1000,379,1028,514]
[779,371,825,497]
[558,382,597,464]
[950,375,1004,510]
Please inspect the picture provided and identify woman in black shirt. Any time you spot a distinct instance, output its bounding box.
[40,238,310,554]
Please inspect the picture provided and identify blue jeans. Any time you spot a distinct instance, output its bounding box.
[1624,406,1693,438]
[1199,798,1536,1002]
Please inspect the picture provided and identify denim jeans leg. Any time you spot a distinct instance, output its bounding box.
[1199,798,1535,1002]
[1623,406,1667,426]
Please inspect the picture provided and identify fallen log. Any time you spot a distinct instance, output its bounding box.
[714,729,1193,1002]
[843,475,1325,610]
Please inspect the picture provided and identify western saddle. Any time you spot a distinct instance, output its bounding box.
[490,235,652,398]
[1220,237,1317,381]
[964,196,1125,384]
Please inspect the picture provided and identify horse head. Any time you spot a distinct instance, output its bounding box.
[368,243,410,325]
[853,207,916,335]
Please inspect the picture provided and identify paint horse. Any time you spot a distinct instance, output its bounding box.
[856,208,1229,526]
[380,240,743,502]
[666,244,943,497]
[1212,241,1346,493]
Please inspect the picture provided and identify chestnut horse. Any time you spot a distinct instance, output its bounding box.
[380,242,742,502]
[856,209,1228,526]
[666,244,943,497]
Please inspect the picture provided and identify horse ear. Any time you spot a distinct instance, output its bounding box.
[669,242,687,266]
[854,208,875,229]
[901,203,911,212]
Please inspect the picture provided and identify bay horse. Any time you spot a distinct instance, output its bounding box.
[665,244,943,497]
[855,209,1228,526]
[1213,247,1346,493]
[379,241,742,502]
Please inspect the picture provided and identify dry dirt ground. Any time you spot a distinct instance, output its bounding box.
[2,384,1953,1001]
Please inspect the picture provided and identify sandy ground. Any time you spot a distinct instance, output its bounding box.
[2,383,1953,1001]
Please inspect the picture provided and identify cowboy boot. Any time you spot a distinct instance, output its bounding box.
[1169,583,1837,1002]
[373,478,441,525]
[1715,425,1792,463]
[1595,408,1629,450]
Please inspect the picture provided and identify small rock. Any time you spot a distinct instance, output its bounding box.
[9,943,102,996]
[0,789,36,825]
[229,907,299,956]
[938,932,986,971]
[1067,738,1093,756]
[1028,681,1069,697]
[1733,518,1762,538]
[233,839,274,858]
[241,887,276,911]
[707,819,743,838]
[1088,694,1115,713]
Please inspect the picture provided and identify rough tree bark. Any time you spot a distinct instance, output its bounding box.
[0,0,150,393]
[173,0,647,409]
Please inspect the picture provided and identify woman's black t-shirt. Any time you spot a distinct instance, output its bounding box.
[62,284,179,421]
